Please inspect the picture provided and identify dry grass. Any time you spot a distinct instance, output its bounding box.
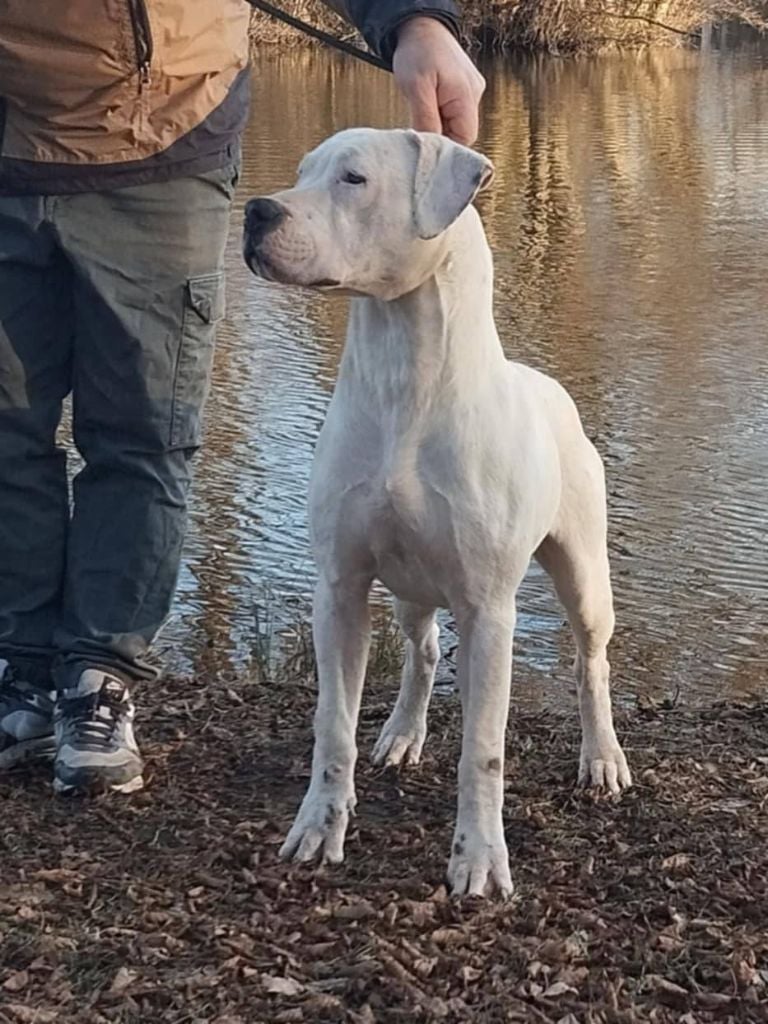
[249,1,352,47]
[246,600,404,686]
[249,0,768,53]
[461,0,768,51]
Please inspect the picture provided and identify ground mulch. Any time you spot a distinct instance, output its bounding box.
[0,670,766,1024]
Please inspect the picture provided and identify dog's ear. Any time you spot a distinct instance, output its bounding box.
[408,131,494,241]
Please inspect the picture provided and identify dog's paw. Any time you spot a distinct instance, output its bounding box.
[279,784,356,865]
[579,742,632,794]
[447,829,513,899]
[372,710,427,768]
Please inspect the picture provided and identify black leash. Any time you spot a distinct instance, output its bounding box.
[248,0,391,72]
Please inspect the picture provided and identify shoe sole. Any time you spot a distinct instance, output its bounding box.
[53,773,144,796]
[0,736,57,771]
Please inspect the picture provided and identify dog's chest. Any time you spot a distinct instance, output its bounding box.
[364,476,453,607]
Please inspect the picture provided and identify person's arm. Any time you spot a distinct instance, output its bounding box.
[326,0,460,63]
[320,0,485,145]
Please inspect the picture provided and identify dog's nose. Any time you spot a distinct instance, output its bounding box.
[244,198,285,244]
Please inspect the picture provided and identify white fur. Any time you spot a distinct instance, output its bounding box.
[244,128,631,898]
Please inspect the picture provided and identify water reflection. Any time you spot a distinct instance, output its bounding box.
[157,46,768,706]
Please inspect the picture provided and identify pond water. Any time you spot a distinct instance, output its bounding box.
[158,42,768,707]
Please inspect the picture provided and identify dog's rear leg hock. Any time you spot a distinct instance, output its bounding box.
[280,575,372,864]
[537,528,631,793]
[372,600,439,768]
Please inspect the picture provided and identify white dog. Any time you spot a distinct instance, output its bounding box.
[243,128,631,898]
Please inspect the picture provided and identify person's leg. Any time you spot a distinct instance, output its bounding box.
[49,164,237,792]
[0,197,73,766]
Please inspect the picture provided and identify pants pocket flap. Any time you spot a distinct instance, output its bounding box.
[187,273,225,324]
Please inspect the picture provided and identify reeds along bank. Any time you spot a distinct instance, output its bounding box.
[248,0,768,53]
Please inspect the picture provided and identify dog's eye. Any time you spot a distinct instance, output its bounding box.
[342,171,367,186]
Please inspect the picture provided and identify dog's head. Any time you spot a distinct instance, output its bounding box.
[242,127,494,301]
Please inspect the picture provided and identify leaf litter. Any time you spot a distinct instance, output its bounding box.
[0,670,766,1023]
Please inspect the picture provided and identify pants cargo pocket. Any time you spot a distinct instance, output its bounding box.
[170,272,225,449]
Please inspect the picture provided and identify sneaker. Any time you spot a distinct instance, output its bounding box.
[53,670,144,795]
[0,659,56,769]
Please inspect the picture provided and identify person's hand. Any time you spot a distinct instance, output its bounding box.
[392,16,485,146]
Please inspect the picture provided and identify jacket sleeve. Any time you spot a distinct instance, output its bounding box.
[316,0,461,66]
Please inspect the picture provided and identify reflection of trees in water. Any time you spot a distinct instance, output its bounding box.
[175,50,768,694]
[480,50,766,401]
[248,49,405,175]
[243,48,760,403]
[476,49,768,700]
[179,316,255,677]
[243,51,407,392]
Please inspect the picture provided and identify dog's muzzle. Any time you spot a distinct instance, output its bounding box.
[243,197,286,277]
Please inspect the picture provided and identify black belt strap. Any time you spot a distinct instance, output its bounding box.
[247,0,391,72]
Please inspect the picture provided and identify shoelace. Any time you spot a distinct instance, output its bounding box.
[62,691,126,747]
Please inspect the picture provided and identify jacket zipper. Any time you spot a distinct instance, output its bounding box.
[127,0,153,85]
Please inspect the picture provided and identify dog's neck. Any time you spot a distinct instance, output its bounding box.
[339,208,505,420]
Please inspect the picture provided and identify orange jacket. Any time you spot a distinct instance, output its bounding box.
[0,0,459,194]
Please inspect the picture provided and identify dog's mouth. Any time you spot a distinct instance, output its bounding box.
[243,246,340,290]
[309,278,342,290]
[243,244,278,282]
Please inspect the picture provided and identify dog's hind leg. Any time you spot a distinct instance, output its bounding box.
[280,574,372,864]
[536,445,631,793]
[372,600,439,768]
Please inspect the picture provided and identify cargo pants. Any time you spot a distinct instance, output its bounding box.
[0,164,237,689]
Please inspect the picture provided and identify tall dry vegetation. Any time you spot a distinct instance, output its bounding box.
[461,0,768,50]
[249,0,767,52]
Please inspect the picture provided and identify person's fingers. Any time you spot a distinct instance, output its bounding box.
[439,90,479,145]
[404,77,443,133]
[392,18,486,142]
[439,63,485,144]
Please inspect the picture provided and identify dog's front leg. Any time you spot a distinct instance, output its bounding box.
[449,606,516,899]
[280,575,372,865]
